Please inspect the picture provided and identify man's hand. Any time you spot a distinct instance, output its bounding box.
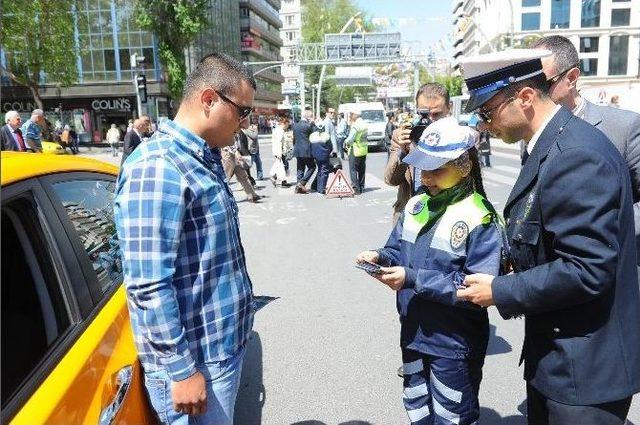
[391,123,412,154]
[456,273,495,307]
[171,371,207,416]
[356,250,379,264]
[375,266,406,291]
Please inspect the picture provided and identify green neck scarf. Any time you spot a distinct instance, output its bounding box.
[416,178,475,233]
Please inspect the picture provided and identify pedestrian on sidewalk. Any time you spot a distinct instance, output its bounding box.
[21,109,45,152]
[245,123,263,180]
[114,52,257,425]
[106,123,121,157]
[345,111,368,194]
[357,118,503,425]
[1,110,26,151]
[336,112,349,160]
[221,144,261,203]
[269,117,292,187]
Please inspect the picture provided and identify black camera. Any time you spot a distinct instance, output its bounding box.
[409,108,432,141]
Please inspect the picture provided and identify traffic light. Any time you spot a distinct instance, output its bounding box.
[136,74,147,104]
[130,53,146,69]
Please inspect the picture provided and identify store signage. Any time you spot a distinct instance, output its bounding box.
[2,100,38,113]
[91,98,132,111]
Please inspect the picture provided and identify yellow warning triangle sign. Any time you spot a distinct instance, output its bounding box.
[325,169,355,198]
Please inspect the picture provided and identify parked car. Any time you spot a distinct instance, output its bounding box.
[1,152,155,424]
[338,102,387,151]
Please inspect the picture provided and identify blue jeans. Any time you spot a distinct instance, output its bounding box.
[250,152,263,179]
[144,347,245,425]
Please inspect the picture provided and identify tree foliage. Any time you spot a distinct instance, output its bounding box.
[134,0,208,100]
[300,0,378,110]
[0,0,79,109]
[419,67,465,97]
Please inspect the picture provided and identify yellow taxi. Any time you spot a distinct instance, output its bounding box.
[1,152,155,424]
[41,141,65,155]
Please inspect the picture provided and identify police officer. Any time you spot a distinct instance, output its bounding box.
[457,49,640,424]
[344,111,368,194]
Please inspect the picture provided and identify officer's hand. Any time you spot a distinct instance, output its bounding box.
[457,274,495,307]
[376,266,406,291]
[171,371,207,416]
[356,250,379,264]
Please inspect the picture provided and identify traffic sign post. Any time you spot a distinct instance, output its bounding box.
[325,169,355,198]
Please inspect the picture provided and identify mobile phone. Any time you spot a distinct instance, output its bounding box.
[355,260,386,275]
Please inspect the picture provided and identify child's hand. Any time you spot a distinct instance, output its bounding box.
[376,266,406,291]
[356,250,379,264]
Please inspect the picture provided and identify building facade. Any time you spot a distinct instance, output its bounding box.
[239,0,284,113]
[452,0,640,110]
[279,0,302,107]
[1,0,168,143]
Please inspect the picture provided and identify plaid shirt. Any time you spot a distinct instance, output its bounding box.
[20,119,42,148]
[114,119,254,381]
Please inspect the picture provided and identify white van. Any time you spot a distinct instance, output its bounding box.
[338,101,387,150]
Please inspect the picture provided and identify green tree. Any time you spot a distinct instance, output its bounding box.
[418,67,464,97]
[0,0,79,109]
[134,0,208,101]
[301,0,377,110]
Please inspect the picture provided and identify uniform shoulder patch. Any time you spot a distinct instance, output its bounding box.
[450,221,469,249]
[410,199,425,215]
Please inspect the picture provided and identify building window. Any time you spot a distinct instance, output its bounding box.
[608,35,629,75]
[285,15,294,26]
[522,12,540,30]
[580,58,598,76]
[522,0,540,6]
[579,37,599,52]
[551,0,571,28]
[581,0,600,27]
[611,9,630,26]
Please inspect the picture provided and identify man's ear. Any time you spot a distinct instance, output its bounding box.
[201,88,217,109]
[566,67,580,89]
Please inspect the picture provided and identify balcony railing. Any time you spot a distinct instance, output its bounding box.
[240,0,282,27]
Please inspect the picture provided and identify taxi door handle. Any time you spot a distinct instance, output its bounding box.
[99,365,133,425]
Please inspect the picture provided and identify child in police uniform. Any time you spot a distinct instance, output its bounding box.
[357,117,504,425]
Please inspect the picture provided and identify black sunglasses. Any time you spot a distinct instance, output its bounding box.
[546,64,578,86]
[477,94,515,123]
[214,90,253,120]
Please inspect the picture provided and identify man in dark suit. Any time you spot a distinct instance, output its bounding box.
[121,118,144,163]
[457,50,640,424]
[291,110,318,194]
[1,110,26,151]
[532,35,640,253]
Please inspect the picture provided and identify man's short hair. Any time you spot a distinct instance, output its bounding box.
[31,109,44,117]
[531,35,579,74]
[504,72,550,99]
[5,110,19,123]
[183,52,256,100]
[416,83,450,105]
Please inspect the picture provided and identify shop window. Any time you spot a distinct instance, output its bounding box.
[611,9,630,26]
[104,49,117,71]
[608,35,629,75]
[51,179,122,295]
[1,196,72,408]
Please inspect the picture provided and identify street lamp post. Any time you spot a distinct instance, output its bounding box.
[315,12,362,117]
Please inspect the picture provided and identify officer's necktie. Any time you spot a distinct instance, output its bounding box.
[521,149,529,166]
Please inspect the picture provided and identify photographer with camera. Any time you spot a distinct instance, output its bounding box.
[385,83,452,224]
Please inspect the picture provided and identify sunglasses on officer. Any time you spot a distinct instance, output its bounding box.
[546,63,579,87]
[476,91,516,124]
[213,89,253,121]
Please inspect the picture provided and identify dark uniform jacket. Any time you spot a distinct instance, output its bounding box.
[492,106,640,405]
[291,119,317,158]
[1,124,22,151]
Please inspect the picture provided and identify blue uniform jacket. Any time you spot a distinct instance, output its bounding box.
[377,192,503,360]
[493,106,640,405]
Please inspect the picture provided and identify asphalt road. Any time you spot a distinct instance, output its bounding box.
[82,139,639,424]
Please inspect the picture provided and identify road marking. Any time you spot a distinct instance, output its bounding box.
[482,170,517,186]
[364,173,394,192]
[494,165,521,175]
[491,151,521,161]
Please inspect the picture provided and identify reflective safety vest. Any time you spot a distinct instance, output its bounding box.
[402,191,495,253]
[348,118,368,157]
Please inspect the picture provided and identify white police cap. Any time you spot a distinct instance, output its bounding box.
[402,117,477,171]
[460,49,552,113]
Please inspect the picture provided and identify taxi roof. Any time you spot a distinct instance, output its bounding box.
[1,152,119,186]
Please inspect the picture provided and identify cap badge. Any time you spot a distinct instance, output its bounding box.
[424,132,441,146]
[450,221,469,250]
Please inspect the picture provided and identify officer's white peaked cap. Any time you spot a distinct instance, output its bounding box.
[460,49,552,113]
[402,117,476,171]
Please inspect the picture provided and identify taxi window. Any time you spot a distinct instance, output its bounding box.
[1,197,72,408]
[50,179,122,295]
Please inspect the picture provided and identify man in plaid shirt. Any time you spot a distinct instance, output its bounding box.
[114,53,256,424]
